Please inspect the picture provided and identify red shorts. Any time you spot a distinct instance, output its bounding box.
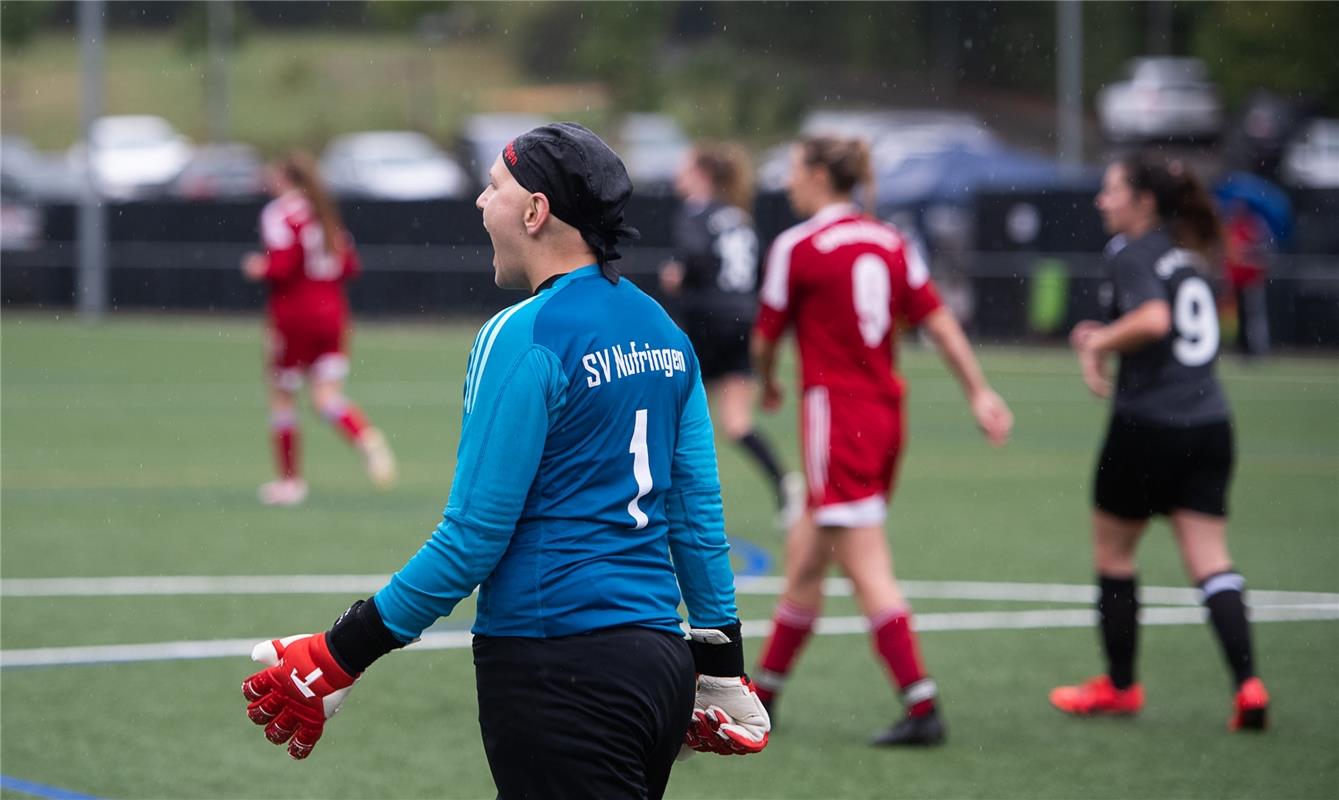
[801,386,904,527]
[266,323,348,391]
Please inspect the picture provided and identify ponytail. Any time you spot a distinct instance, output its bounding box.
[692,141,756,214]
[277,151,346,255]
[1117,151,1220,256]
[799,135,876,214]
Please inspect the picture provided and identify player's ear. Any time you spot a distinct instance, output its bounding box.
[524,192,551,236]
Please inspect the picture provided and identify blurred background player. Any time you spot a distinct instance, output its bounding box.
[750,135,1014,746]
[659,142,803,527]
[1220,199,1272,359]
[239,124,768,796]
[1056,153,1269,731]
[241,152,396,506]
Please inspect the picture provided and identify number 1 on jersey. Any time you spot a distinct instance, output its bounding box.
[627,409,653,529]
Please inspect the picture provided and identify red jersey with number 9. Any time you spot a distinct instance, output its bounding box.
[754,203,942,404]
[259,191,360,333]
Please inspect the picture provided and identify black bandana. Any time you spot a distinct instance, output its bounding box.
[503,122,640,281]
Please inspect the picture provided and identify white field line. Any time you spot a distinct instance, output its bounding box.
[3,606,1336,669]
[4,574,1338,609]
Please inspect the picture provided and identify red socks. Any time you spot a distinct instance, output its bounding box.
[755,599,819,702]
[271,410,299,480]
[322,401,369,443]
[755,601,938,718]
[871,607,937,717]
[271,400,372,481]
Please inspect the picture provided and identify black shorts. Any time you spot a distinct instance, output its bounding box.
[683,309,753,382]
[474,626,695,800]
[1094,414,1234,520]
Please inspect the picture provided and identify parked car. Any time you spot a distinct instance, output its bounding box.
[0,179,43,251]
[1,135,82,202]
[757,109,999,191]
[1281,118,1339,188]
[459,113,549,189]
[322,131,470,201]
[174,143,265,200]
[69,115,194,200]
[617,112,690,194]
[1097,57,1223,142]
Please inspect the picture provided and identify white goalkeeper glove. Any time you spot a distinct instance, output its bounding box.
[682,625,771,756]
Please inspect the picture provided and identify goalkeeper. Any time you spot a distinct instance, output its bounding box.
[239,123,770,799]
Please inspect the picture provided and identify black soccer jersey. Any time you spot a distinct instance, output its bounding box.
[1101,228,1230,426]
[672,200,759,317]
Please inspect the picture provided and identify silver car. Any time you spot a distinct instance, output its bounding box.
[1282,118,1339,188]
[459,113,550,190]
[757,109,998,191]
[1097,57,1223,142]
[70,115,195,200]
[617,113,690,194]
[322,131,470,201]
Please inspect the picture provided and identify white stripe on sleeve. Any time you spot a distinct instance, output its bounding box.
[464,294,541,413]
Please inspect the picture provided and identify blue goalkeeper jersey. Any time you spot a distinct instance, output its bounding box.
[374,264,739,640]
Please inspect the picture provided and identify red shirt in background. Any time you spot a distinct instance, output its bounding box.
[754,204,943,405]
[260,191,360,334]
[1223,209,1268,291]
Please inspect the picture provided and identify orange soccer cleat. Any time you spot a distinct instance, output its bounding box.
[1049,675,1145,716]
[1228,677,1269,732]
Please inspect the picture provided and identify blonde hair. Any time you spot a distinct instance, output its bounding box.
[798,134,875,213]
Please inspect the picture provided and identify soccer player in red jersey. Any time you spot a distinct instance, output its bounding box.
[241,153,396,506]
[751,135,1014,746]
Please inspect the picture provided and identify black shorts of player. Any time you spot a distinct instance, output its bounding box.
[1094,414,1234,519]
[683,308,753,382]
[473,625,696,800]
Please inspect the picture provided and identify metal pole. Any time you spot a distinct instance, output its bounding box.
[1149,0,1174,55]
[77,0,107,321]
[207,0,232,143]
[1056,0,1084,171]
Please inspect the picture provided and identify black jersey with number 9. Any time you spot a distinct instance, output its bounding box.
[1101,228,1230,426]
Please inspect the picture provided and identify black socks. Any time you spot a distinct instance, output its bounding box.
[1098,574,1139,690]
[736,430,786,506]
[1096,570,1257,691]
[1199,570,1256,687]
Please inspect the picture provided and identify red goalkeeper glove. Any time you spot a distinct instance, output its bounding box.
[241,633,357,760]
[682,625,771,756]
[241,598,405,760]
[684,674,771,755]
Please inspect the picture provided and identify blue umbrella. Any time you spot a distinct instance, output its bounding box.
[1214,171,1293,245]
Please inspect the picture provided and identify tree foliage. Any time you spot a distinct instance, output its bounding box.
[0,0,54,51]
[1192,2,1339,112]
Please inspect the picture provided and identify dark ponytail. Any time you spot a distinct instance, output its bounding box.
[1117,151,1221,256]
[799,135,876,214]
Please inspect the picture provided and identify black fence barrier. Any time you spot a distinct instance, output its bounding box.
[970,189,1339,347]
[5,190,1337,347]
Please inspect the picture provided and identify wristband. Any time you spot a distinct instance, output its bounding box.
[687,621,745,677]
[326,597,406,675]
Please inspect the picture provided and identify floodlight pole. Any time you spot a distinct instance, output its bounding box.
[207,0,232,143]
[1149,0,1173,55]
[1056,0,1084,172]
[77,0,107,322]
